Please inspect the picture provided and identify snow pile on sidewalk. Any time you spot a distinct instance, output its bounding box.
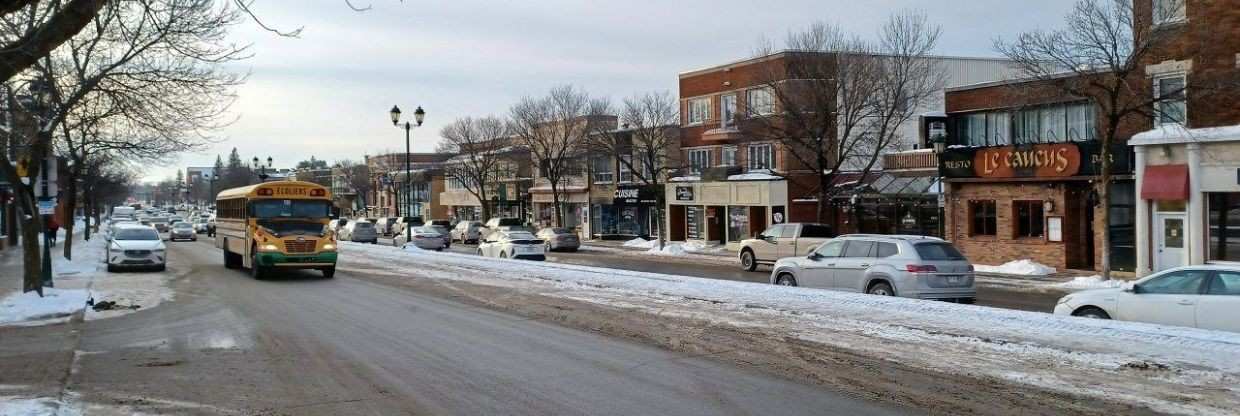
[1054,275,1128,290]
[0,288,89,324]
[622,238,657,249]
[973,259,1056,276]
[644,241,727,256]
[340,241,1240,415]
[0,396,80,416]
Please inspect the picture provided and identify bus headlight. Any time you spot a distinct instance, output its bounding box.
[322,243,336,251]
[259,244,279,251]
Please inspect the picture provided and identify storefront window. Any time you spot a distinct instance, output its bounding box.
[1014,200,1044,238]
[1208,193,1240,262]
[1110,181,1136,272]
[727,206,749,242]
[969,200,997,236]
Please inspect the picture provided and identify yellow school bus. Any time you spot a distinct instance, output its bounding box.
[214,180,338,279]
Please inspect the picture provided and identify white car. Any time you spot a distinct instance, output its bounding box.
[394,226,448,251]
[1054,266,1240,332]
[105,224,167,272]
[477,230,545,261]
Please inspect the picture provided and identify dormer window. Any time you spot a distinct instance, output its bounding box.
[1153,0,1186,25]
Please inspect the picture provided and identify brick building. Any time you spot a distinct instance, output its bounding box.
[367,152,453,218]
[940,0,1240,273]
[667,51,1017,248]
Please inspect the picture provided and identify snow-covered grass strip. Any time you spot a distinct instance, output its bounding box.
[340,241,1240,415]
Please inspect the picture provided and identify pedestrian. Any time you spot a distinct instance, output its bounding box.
[46,216,60,246]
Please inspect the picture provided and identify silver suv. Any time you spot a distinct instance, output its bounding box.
[769,234,976,303]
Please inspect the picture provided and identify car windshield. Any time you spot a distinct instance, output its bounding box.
[149,218,168,224]
[251,200,331,218]
[415,226,441,234]
[173,223,192,229]
[258,220,326,237]
[114,228,159,241]
[548,227,571,234]
[914,243,966,261]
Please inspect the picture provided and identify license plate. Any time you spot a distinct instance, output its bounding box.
[946,275,962,284]
[519,247,536,253]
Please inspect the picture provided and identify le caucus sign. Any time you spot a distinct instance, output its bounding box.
[941,143,1082,179]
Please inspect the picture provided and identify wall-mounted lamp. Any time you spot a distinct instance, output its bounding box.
[1160,144,1173,158]
[1043,200,1055,214]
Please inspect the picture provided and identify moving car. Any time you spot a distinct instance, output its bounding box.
[426,224,452,248]
[536,227,579,252]
[394,226,448,251]
[147,216,170,233]
[477,230,545,261]
[770,234,976,303]
[339,219,378,243]
[451,221,485,244]
[169,222,197,241]
[739,223,834,271]
[105,224,167,272]
[193,219,208,234]
[206,215,216,237]
[1054,266,1240,332]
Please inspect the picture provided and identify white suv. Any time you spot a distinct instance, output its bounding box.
[106,224,167,272]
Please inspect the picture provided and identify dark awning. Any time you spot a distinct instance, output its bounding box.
[1141,164,1189,201]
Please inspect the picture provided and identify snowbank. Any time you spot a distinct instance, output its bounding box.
[727,172,782,181]
[339,241,1240,415]
[1054,275,1128,290]
[0,396,80,416]
[973,259,1056,276]
[622,238,656,249]
[624,239,728,256]
[0,289,89,324]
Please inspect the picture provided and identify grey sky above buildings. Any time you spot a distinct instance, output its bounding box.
[149,0,1077,181]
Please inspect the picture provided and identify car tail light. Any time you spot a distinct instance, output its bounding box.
[906,265,937,273]
[967,265,975,272]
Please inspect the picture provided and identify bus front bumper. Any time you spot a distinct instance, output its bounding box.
[255,251,338,268]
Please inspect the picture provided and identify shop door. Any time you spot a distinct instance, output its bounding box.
[1155,213,1187,272]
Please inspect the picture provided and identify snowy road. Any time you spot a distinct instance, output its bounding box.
[0,239,907,415]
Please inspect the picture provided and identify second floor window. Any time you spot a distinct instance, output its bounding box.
[1155,74,1187,126]
[747,87,775,116]
[721,94,737,128]
[687,98,710,125]
[747,144,774,171]
[721,146,737,167]
[592,156,613,183]
[687,149,711,175]
[1153,0,1186,24]
[619,155,633,183]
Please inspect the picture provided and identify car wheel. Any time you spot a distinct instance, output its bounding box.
[867,281,895,296]
[499,251,507,259]
[106,263,117,273]
[1073,307,1111,320]
[156,264,167,272]
[740,249,757,272]
[776,273,797,286]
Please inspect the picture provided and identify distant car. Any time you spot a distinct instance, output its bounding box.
[376,217,398,236]
[193,219,208,234]
[394,226,448,251]
[739,223,834,272]
[148,216,170,233]
[327,218,350,234]
[536,227,579,252]
[339,219,378,243]
[477,230,545,261]
[770,234,976,303]
[426,224,452,248]
[391,216,424,237]
[451,221,485,244]
[169,222,197,241]
[105,224,167,272]
[483,217,528,237]
[1054,266,1240,332]
[206,215,217,237]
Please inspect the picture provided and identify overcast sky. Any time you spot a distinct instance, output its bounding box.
[145,0,1077,182]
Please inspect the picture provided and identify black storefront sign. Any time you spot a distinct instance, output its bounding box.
[614,185,658,206]
[675,186,694,201]
[940,142,1133,178]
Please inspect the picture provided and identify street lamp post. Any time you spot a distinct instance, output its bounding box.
[928,121,948,238]
[389,105,425,245]
[252,156,273,182]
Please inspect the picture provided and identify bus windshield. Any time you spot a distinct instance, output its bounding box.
[251,200,331,219]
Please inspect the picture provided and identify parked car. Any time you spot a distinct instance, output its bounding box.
[105,224,167,272]
[391,216,424,237]
[169,222,197,241]
[1054,266,1240,332]
[193,219,208,234]
[395,226,449,251]
[339,219,378,243]
[483,217,527,237]
[537,227,579,252]
[477,230,546,261]
[376,217,398,236]
[427,224,452,248]
[770,235,976,303]
[451,221,485,244]
[739,223,834,272]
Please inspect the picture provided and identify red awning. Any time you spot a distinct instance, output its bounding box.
[1142,164,1189,201]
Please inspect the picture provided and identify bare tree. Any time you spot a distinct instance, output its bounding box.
[508,85,611,227]
[333,159,370,216]
[746,11,942,224]
[994,0,1228,279]
[436,116,509,221]
[587,91,680,248]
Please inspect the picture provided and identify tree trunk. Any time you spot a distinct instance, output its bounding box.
[15,188,43,295]
[550,180,563,227]
[1098,127,1116,281]
[62,170,78,259]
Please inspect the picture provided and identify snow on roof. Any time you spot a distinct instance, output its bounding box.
[1129,124,1240,146]
[727,171,783,181]
[669,176,701,183]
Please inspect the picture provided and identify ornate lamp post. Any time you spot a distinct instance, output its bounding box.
[251,156,273,182]
[389,105,425,244]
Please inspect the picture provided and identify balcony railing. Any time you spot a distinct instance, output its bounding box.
[883,150,938,171]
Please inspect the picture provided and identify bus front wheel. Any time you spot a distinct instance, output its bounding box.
[322,266,336,279]
[250,248,267,280]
